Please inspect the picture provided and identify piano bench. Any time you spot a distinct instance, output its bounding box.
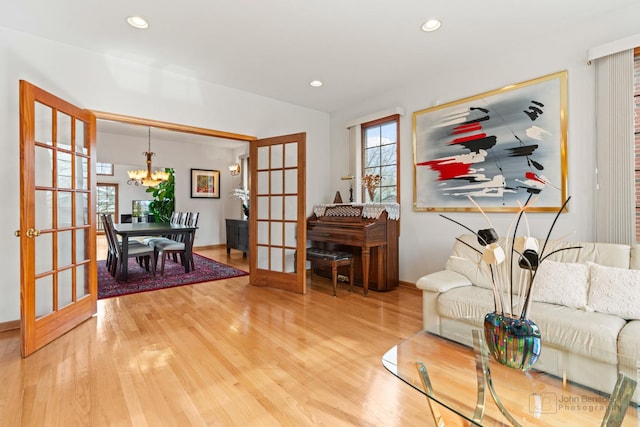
[305,247,354,296]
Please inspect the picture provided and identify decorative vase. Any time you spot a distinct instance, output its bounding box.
[367,186,376,203]
[483,312,541,371]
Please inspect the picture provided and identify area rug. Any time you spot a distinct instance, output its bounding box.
[98,253,248,299]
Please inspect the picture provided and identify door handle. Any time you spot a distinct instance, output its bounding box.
[25,228,42,238]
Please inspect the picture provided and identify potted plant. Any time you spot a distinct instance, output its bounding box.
[146,168,175,222]
[231,187,249,219]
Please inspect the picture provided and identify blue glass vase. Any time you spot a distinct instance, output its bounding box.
[483,312,541,371]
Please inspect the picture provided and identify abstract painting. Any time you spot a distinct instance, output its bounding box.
[413,71,568,212]
[191,168,220,198]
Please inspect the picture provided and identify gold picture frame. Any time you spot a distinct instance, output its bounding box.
[413,71,568,212]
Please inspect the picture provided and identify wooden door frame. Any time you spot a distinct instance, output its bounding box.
[91,111,257,142]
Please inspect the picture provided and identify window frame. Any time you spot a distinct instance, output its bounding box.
[360,114,400,203]
[96,162,114,176]
[96,182,119,232]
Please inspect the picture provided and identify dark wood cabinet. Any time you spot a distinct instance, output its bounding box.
[226,219,248,256]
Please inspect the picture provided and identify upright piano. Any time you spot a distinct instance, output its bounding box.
[306,204,399,293]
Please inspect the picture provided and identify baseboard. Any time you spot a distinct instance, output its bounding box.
[0,320,19,332]
[398,280,420,292]
[193,244,226,251]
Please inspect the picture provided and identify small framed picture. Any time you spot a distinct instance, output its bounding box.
[190,169,220,198]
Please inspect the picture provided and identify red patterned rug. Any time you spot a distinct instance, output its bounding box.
[98,253,248,299]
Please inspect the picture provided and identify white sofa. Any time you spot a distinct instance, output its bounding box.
[416,234,640,398]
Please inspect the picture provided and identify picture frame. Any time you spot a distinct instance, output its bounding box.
[413,71,568,212]
[190,169,220,199]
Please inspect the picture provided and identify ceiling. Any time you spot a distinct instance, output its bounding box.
[1,1,638,113]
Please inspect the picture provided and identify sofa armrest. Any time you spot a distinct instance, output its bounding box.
[416,269,473,293]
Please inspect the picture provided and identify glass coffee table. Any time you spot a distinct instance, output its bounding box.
[382,329,638,426]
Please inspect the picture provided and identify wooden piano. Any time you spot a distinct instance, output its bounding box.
[306,204,399,294]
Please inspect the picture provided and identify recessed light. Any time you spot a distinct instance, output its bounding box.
[309,80,323,88]
[421,19,441,32]
[127,16,149,29]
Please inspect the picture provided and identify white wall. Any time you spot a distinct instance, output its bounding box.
[329,8,640,284]
[0,26,330,322]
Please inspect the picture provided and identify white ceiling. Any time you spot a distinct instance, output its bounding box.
[1,0,638,114]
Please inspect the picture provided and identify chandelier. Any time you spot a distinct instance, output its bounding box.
[127,128,169,187]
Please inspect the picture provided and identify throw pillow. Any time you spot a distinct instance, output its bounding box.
[530,260,589,308]
[588,263,640,320]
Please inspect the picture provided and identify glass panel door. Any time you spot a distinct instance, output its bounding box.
[249,133,306,293]
[19,80,97,357]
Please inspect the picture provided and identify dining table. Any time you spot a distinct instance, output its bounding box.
[112,222,198,281]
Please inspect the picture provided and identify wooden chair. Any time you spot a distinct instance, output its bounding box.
[152,212,199,275]
[102,214,156,278]
[100,214,117,275]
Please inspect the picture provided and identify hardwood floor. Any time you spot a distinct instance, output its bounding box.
[0,245,446,426]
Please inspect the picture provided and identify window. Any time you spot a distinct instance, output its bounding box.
[96,162,114,176]
[361,115,399,203]
[96,183,118,232]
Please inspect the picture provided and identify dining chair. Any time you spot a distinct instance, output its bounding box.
[152,212,199,275]
[103,214,157,278]
[100,214,117,275]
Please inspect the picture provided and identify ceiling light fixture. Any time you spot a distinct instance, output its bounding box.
[127,16,149,29]
[127,128,169,187]
[309,80,323,87]
[421,19,442,32]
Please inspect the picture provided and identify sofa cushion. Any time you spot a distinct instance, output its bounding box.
[437,286,494,325]
[542,240,630,268]
[445,234,524,292]
[588,263,640,320]
[445,235,493,290]
[437,286,625,364]
[530,260,589,309]
[528,302,624,364]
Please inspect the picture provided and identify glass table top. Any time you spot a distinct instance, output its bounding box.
[382,328,638,426]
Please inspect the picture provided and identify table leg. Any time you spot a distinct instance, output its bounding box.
[121,235,129,281]
[415,362,446,427]
[361,247,370,296]
[472,330,522,427]
[600,372,637,427]
[183,231,192,273]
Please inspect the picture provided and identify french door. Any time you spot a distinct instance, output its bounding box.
[249,133,306,293]
[18,81,97,357]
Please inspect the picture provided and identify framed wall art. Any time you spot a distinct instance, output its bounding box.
[413,71,568,212]
[191,168,220,198]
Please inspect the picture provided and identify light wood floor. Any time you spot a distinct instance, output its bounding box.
[0,244,447,426]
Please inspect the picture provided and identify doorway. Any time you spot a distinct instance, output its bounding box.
[93,112,256,275]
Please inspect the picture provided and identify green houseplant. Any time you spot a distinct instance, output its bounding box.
[146,168,175,222]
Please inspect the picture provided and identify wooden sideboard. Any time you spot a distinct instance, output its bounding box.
[225,219,248,257]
